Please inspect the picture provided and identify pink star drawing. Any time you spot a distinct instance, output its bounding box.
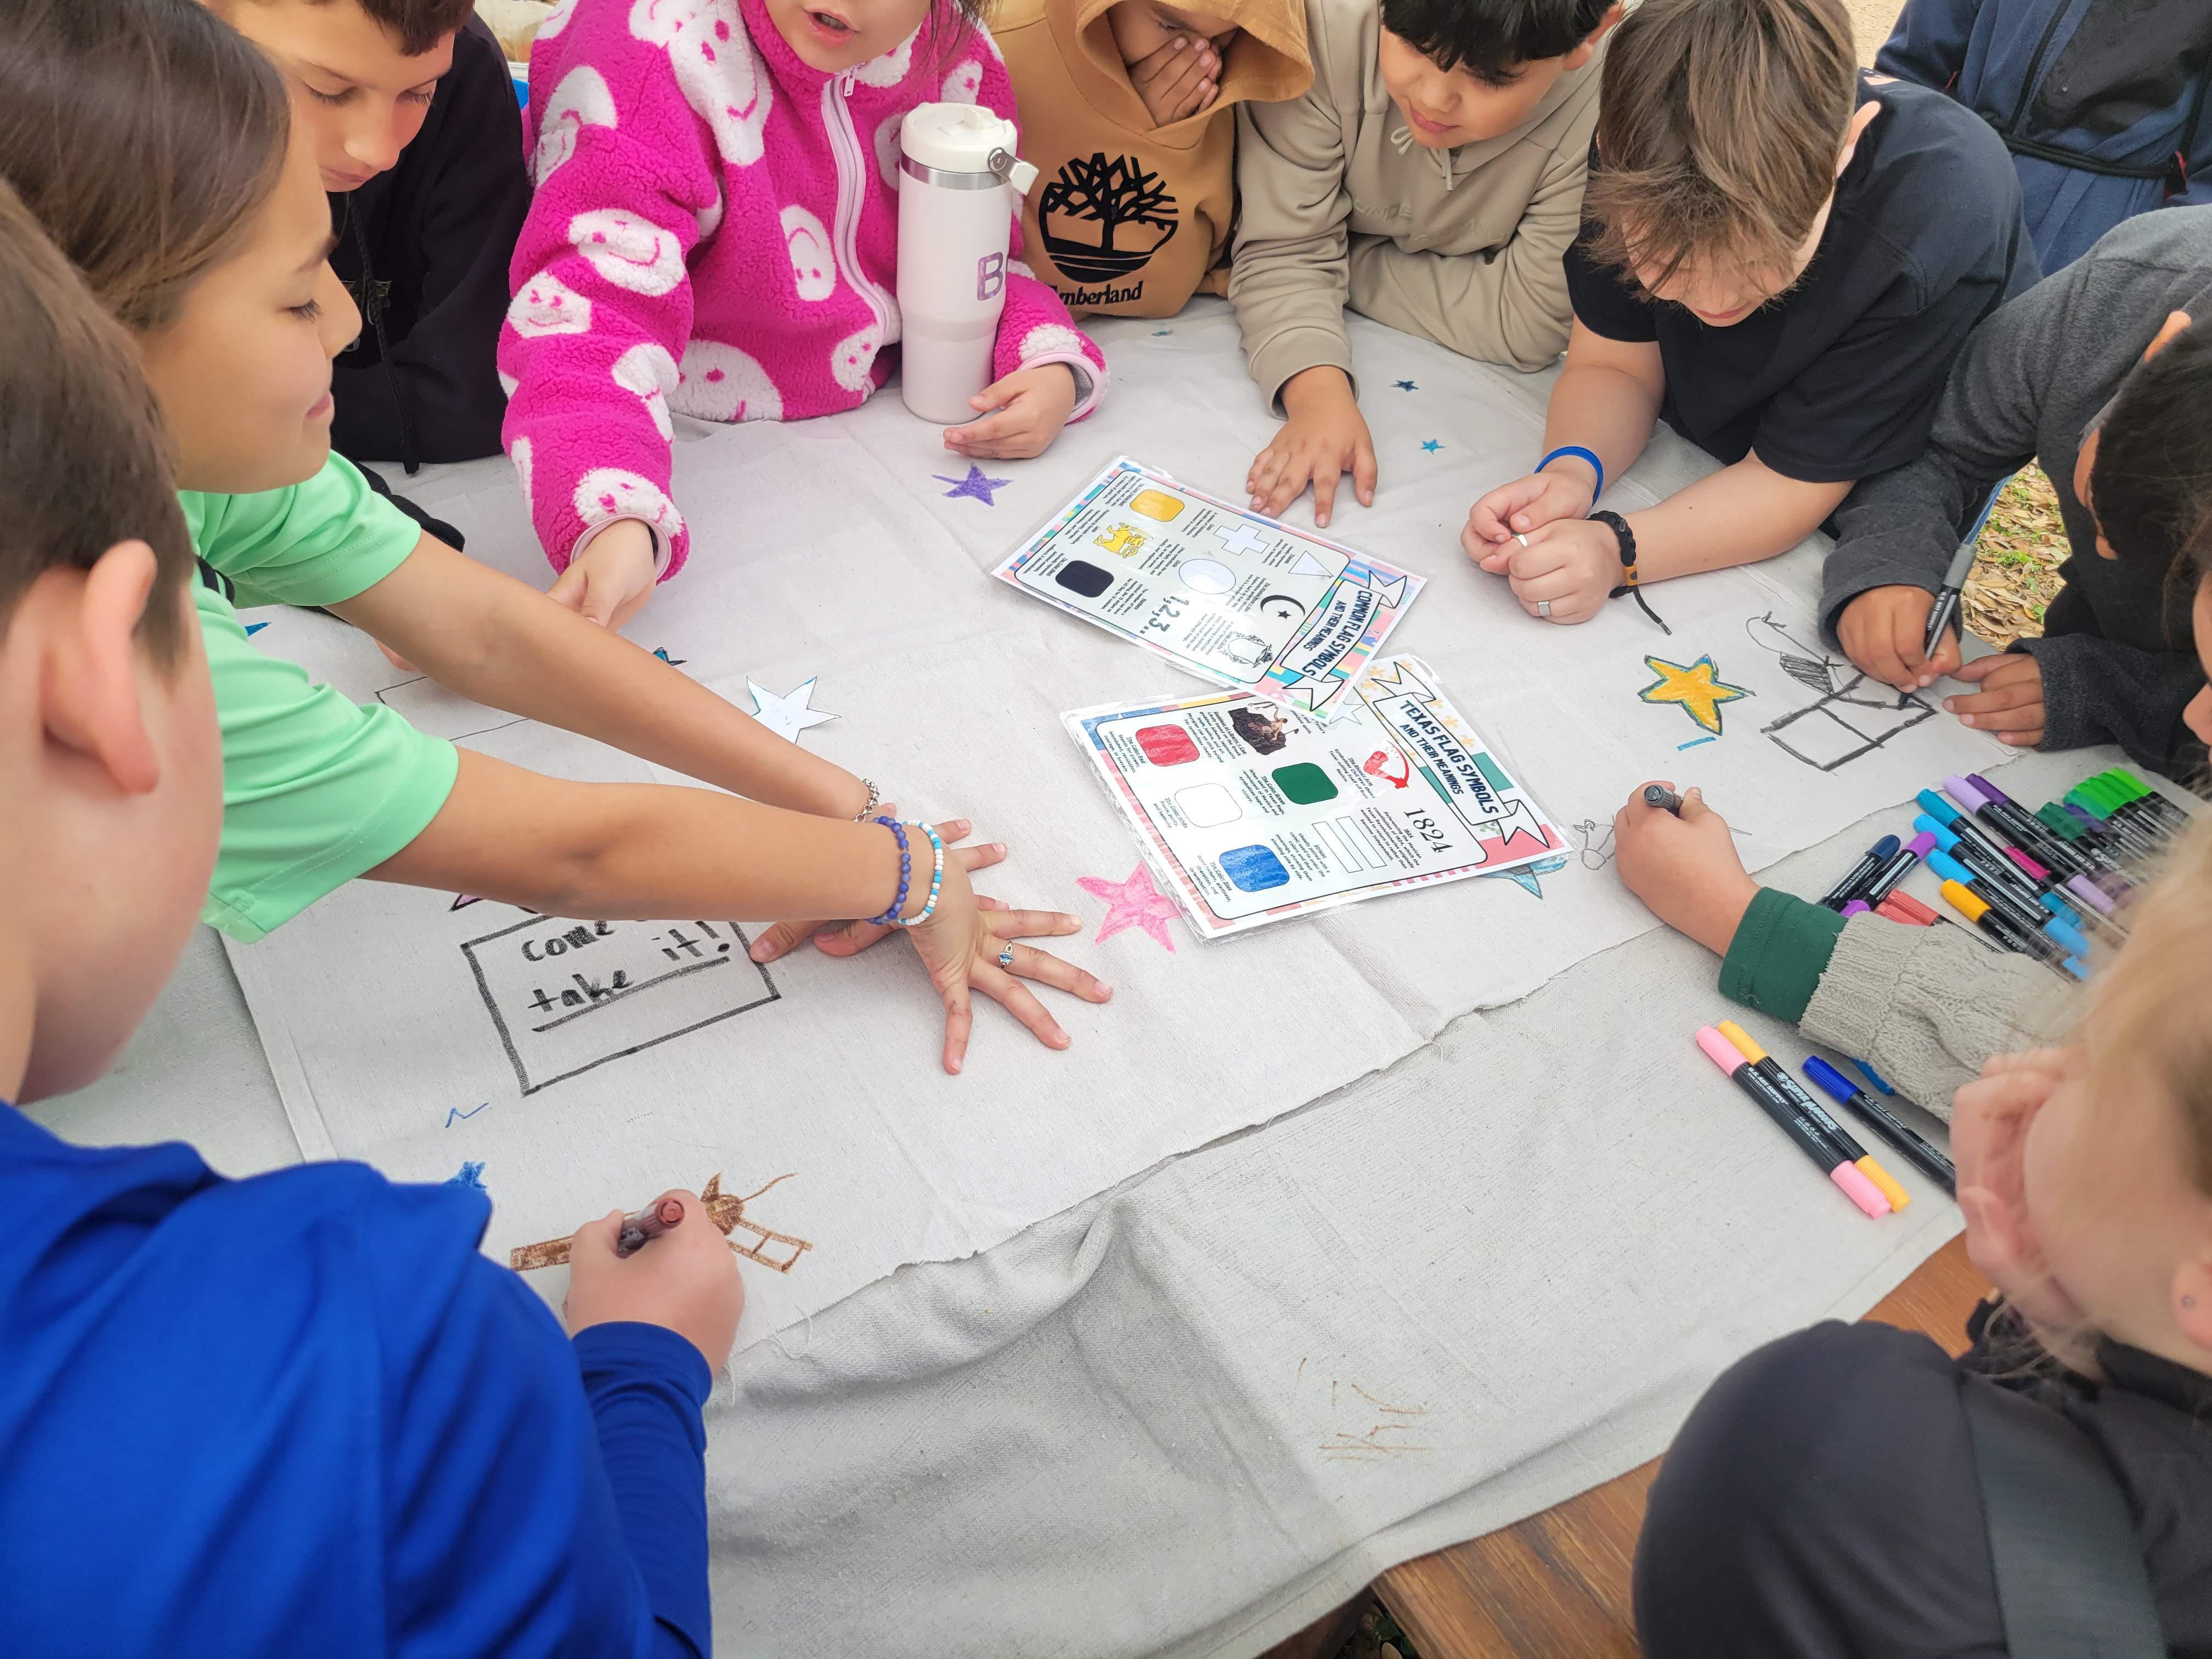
[1077,864,1181,951]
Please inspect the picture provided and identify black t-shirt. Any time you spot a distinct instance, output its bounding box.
[1564,73,2038,483]
[1633,1311,2212,1658]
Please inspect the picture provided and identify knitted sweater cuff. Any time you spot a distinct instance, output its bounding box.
[1718,888,1846,1023]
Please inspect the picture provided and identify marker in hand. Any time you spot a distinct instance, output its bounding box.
[616,1197,686,1257]
[1643,785,1684,815]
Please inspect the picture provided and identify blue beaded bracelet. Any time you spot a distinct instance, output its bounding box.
[1536,444,1604,504]
[887,820,946,929]
[864,817,912,927]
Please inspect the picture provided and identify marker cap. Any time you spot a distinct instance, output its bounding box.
[2002,844,2051,882]
[2064,956,2089,980]
[2067,873,2117,913]
[1841,899,1871,917]
[1916,789,1962,826]
[1942,879,1989,922]
[1831,1161,1892,1218]
[1854,1155,1912,1211]
[1696,1025,1749,1074]
[1801,1054,1859,1104]
[1926,849,1972,887]
[2042,917,2089,958]
[1883,891,1938,925]
[1905,831,1937,858]
[1944,775,1989,810]
[1714,1020,1769,1065]
[1876,898,1927,926]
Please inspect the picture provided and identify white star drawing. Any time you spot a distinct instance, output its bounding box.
[746,676,839,743]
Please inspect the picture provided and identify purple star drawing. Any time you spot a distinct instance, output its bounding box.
[935,463,1013,505]
[1077,864,1180,951]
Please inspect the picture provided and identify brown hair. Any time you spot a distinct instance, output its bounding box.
[0,182,194,668]
[0,0,289,334]
[1583,0,1858,289]
[2087,316,2212,638]
[227,0,477,57]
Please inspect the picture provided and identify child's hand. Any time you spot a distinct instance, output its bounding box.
[1951,1049,2085,1339]
[564,1189,745,1370]
[1246,367,1375,528]
[1464,464,1595,548]
[1946,651,2044,746]
[549,518,658,629]
[944,364,1078,460]
[1472,517,1618,624]
[747,813,991,963]
[1128,34,1220,127]
[904,851,1114,1074]
[1837,585,1961,692]
[1612,782,1758,955]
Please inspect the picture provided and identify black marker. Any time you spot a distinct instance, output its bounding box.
[1803,1056,1956,1196]
[1643,785,1683,815]
[1819,834,1900,910]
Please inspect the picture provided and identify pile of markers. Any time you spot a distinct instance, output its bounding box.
[1817,768,2191,980]
[1697,768,2189,1217]
[1695,1020,1955,1217]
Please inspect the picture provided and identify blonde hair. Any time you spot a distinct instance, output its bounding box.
[1583,0,1858,289]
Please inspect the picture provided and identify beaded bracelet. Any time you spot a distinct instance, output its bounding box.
[863,817,912,927]
[887,820,946,929]
[851,777,882,821]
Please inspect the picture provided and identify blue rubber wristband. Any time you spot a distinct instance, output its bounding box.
[1536,445,1604,504]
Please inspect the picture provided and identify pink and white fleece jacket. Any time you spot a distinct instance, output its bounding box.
[503,0,1109,578]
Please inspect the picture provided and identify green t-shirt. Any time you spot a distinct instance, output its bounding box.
[190,454,459,943]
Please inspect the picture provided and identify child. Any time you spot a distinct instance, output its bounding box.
[1630,820,2212,1656]
[0,181,748,1654]
[1464,0,2036,628]
[992,0,1311,318]
[212,0,532,471]
[506,0,1111,628]
[2,0,1110,1076]
[1234,0,1621,528]
[1877,0,2212,270]
[1826,207,2212,776]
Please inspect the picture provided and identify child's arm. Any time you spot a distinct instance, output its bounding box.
[1344,131,1589,375]
[330,20,531,466]
[1870,0,1982,91]
[331,533,868,818]
[941,49,1109,462]
[500,19,724,620]
[370,751,1113,1073]
[1228,85,1378,523]
[1612,783,2051,1115]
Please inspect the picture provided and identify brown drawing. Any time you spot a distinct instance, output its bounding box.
[1318,1382,1432,1462]
[509,1172,814,1274]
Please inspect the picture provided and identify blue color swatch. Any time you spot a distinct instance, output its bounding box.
[1221,844,1290,892]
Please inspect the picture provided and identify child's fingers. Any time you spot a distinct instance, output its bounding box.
[982,907,1084,939]
[1261,453,1313,517]
[568,1208,628,1261]
[1311,459,1340,528]
[999,943,1115,1005]
[950,839,1008,874]
[945,404,1031,456]
[749,918,820,961]
[1925,628,1963,681]
[974,966,1073,1049]
[939,982,974,1075]
[1950,651,2028,684]
[1248,445,1288,508]
[1351,435,1378,507]
[547,560,590,615]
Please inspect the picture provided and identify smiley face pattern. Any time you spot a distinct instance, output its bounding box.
[504,0,1105,579]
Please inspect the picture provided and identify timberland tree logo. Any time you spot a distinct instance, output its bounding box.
[1041,153,1178,303]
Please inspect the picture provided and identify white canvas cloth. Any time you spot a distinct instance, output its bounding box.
[224,304,2018,1349]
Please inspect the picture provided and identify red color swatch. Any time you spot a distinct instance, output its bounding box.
[1136,724,1200,766]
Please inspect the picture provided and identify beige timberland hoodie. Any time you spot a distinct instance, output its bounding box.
[996,0,1312,317]
[1231,0,1605,403]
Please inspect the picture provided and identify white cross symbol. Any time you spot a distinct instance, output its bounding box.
[1213,520,1271,558]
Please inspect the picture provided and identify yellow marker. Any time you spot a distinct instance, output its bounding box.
[1714,1022,1911,1212]
[1942,879,1989,923]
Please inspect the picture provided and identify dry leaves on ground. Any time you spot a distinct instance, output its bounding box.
[1963,465,2069,649]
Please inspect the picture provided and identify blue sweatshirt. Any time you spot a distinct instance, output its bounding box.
[0,1103,713,1657]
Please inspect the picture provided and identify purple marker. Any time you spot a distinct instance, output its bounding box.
[1841,899,1872,917]
[1945,775,2119,911]
[1860,831,1936,907]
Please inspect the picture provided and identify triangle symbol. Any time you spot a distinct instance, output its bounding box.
[450,894,483,911]
[1293,551,1329,578]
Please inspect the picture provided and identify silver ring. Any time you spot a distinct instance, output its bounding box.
[997,944,1016,970]
[1515,533,1530,548]
[1536,599,1553,618]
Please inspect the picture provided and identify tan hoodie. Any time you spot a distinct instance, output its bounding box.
[1231,0,1605,403]
[996,0,1311,318]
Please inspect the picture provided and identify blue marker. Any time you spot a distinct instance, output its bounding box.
[1802,1057,1956,1196]
[1819,834,1901,910]
[1852,1058,1897,1096]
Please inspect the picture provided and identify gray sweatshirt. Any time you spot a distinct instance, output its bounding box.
[1822,207,2212,775]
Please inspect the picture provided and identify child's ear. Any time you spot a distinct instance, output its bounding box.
[40,540,163,797]
[1835,101,1882,175]
[2142,309,2194,364]
[1565,2,1627,65]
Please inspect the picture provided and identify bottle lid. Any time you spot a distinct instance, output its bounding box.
[901,102,1034,189]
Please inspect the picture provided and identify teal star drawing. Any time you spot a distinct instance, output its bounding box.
[935,463,1013,505]
[1420,439,1443,453]
[1392,380,1417,391]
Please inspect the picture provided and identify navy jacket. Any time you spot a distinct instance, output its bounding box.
[1878,0,2212,269]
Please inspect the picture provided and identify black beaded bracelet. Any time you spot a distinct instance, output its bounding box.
[1593,509,1672,635]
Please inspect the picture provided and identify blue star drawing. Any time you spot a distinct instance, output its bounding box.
[935,463,1013,505]
[1420,439,1443,453]
[1152,328,1175,336]
[1392,379,1418,392]
[653,646,687,665]
[444,1101,489,1128]
[1482,852,1570,898]
[445,1161,487,1190]
[244,622,269,636]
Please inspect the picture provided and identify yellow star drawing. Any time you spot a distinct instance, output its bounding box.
[1638,653,1751,735]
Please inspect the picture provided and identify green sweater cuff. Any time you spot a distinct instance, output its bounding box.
[1718,887,1847,1023]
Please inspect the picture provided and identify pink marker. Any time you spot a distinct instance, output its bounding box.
[1696,1027,1892,1217]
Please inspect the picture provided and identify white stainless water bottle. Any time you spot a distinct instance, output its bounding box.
[896,102,1038,424]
